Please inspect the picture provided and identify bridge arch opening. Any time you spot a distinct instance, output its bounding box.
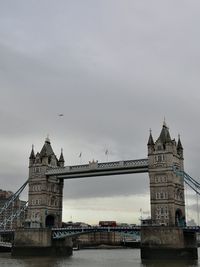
[175,209,185,227]
[45,215,55,228]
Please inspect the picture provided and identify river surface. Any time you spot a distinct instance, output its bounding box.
[0,248,199,267]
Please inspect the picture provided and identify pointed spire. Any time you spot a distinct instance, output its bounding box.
[163,117,167,127]
[148,129,154,146]
[58,148,65,167]
[40,136,54,158]
[29,144,35,159]
[177,134,183,150]
[45,134,50,144]
[59,148,65,163]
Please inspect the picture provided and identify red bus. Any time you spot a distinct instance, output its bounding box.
[99,221,117,227]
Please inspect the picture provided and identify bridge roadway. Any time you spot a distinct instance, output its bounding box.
[51,225,200,239]
[52,226,141,239]
[46,158,149,179]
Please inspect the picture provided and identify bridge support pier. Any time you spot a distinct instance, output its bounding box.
[140,226,198,260]
[11,229,73,257]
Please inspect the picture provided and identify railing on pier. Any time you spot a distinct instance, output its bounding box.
[0,241,12,248]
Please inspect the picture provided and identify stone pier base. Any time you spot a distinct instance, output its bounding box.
[11,228,73,257]
[141,247,197,260]
[141,226,198,260]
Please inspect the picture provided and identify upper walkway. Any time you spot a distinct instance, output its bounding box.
[46,158,149,179]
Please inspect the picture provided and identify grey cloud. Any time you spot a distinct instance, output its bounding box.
[0,0,200,204]
[187,203,200,214]
[63,173,149,200]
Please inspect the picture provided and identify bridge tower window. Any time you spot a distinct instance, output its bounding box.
[155,155,165,162]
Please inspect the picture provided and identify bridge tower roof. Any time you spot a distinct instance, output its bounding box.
[40,137,55,158]
[157,122,172,144]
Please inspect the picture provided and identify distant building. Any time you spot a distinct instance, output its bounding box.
[0,189,26,229]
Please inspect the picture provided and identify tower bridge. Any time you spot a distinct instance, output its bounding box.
[0,122,199,259]
[27,121,185,229]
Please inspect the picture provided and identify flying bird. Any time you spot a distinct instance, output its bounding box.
[58,114,64,117]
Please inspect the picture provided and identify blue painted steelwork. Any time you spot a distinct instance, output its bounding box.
[52,226,141,239]
[0,180,28,230]
[173,166,200,195]
[0,180,28,216]
[0,201,28,229]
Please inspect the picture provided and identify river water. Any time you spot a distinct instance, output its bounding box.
[0,248,199,267]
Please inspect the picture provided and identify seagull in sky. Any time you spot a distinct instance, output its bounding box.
[58,114,64,117]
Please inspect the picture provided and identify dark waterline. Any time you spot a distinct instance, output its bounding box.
[0,248,199,267]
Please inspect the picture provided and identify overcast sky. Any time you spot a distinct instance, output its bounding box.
[0,0,200,224]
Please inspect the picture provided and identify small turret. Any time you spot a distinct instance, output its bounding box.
[177,134,183,158]
[29,145,35,166]
[147,129,155,154]
[59,148,65,167]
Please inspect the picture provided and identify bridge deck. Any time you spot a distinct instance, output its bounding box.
[46,158,149,179]
[52,226,141,239]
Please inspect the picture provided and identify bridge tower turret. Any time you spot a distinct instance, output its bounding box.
[148,122,185,226]
[27,137,64,228]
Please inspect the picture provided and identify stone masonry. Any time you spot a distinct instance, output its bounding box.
[147,121,185,226]
[26,137,64,228]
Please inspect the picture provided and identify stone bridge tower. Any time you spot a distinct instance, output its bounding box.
[148,122,185,226]
[27,137,64,228]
